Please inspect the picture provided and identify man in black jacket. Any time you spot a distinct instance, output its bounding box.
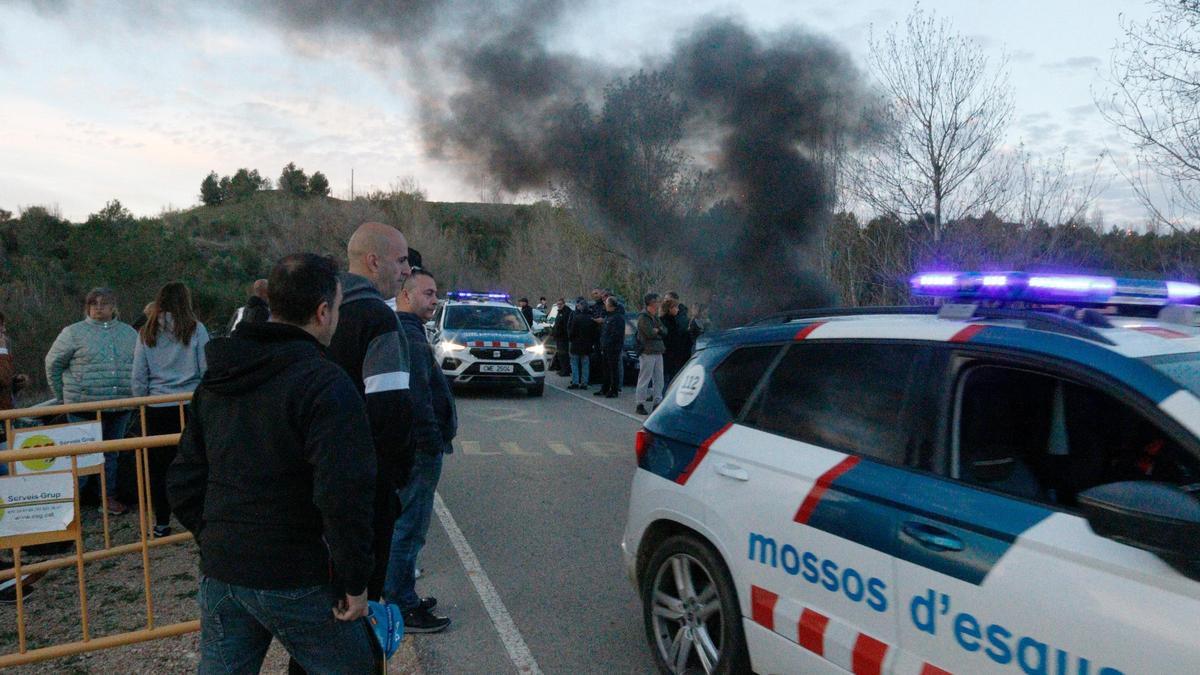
[551,297,572,376]
[385,269,456,633]
[566,298,593,389]
[168,253,379,674]
[327,222,414,602]
[597,296,626,398]
[226,278,270,334]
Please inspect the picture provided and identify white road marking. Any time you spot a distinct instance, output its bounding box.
[547,381,643,422]
[500,441,535,456]
[433,491,543,675]
[546,441,573,456]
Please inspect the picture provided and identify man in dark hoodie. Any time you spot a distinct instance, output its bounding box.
[385,269,456,632]
[327,222,414,603]
[168,253,379,673]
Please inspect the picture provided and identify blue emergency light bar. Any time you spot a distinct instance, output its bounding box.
[911,271,1200,306]
[447,290,511,302]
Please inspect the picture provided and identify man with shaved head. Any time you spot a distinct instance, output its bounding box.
[327,221,414,604]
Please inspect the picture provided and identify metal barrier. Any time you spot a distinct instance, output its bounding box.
[0,394,199,667]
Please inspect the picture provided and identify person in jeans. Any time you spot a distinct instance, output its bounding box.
[45,287,138,515]
[168,253,379,674]
[635,293,666,415]
[386,269,456,633]
[566,298,593,389]
[132,282,209,538]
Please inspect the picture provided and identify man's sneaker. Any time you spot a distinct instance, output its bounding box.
[153,525,172,538]
[636,404,649,415]
[419,596,437,611]
[403,606,451,633]
[593,389,607,396]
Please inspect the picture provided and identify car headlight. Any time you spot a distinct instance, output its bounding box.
[525,343,546,355]
[440,341,466,353]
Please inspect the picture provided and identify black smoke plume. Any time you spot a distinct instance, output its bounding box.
[31,0,870,324]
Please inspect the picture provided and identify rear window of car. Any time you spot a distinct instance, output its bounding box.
[711,346,781,417]
[1142,352,1200,397]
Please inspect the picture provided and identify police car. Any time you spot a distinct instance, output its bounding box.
[622,271,1200,675]
[428,291,547,396]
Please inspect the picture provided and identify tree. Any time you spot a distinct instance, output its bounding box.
[850,6,1014,241]
[1100,0,1200,229]
[86,200,135,227]
[229,168,267,203]
[308,171,330,197]
[279,162,309,198]
[200,171,224,206]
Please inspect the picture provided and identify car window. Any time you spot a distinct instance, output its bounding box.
[1142,351,1200,397]
[743,342,928,464]
[710,345,780,417]
[954,365,1200,505]
[444,305,529,332]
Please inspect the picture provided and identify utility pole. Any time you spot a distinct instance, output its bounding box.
[351,168,355,201]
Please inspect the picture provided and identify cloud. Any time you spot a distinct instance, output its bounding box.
[1010,49,1035,62]
[1043,56,1101,71]
[1065,104,1096,119]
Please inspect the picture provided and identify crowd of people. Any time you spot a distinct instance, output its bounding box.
[0,222,459,671]
[0,223,713,670]
[543,288,706,414]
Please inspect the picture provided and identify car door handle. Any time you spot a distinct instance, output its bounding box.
[902,522,965,552]
[714,463,750,481]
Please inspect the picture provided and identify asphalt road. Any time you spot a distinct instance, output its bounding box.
[406,372,656,674]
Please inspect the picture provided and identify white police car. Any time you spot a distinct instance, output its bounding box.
[622,271,1200,674]
[428,291,547,396]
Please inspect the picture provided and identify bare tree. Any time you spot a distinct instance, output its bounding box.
[1099,0,1200,230]
[1016,146,1108,228]
[851,6,1014,240]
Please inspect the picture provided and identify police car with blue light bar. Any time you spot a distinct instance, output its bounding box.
[622,271,1200,675]
[427,291,548,396]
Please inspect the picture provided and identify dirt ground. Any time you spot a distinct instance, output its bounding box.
[0,506,420,674]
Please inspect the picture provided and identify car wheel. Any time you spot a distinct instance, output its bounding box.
[641,534,750,675]
[528,382,545,397]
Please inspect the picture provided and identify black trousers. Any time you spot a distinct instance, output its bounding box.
[145,405,187,527]
[602,351,622,394]
[368,480,401,600]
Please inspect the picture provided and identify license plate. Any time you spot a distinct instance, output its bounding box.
[480,364,514,373]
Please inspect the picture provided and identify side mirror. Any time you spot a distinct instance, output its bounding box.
[1078,481,1200,579]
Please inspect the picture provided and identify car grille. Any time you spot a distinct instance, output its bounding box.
[469,348,523,360]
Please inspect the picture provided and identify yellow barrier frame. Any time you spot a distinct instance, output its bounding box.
[0,394,198,667]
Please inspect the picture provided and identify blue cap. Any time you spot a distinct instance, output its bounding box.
[367,601,404,660]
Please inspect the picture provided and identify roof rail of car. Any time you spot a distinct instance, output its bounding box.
[747,304,1117,345]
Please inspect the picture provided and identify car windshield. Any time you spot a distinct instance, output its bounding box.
[1142,352,1200,396]
[444,305,529,332]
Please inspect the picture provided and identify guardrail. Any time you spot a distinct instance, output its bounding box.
[0,394,198,667]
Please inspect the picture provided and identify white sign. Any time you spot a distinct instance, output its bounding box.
[0,472,75,538]
[674,363,706,407]
[10,421,105,474]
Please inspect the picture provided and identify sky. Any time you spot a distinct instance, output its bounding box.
[0,0,1158,223]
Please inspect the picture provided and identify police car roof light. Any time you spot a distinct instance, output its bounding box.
[912,271,1200,307]
[448,290,511,302]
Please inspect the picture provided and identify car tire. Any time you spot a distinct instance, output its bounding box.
[528,382,545,397]
[641,534,750,675]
